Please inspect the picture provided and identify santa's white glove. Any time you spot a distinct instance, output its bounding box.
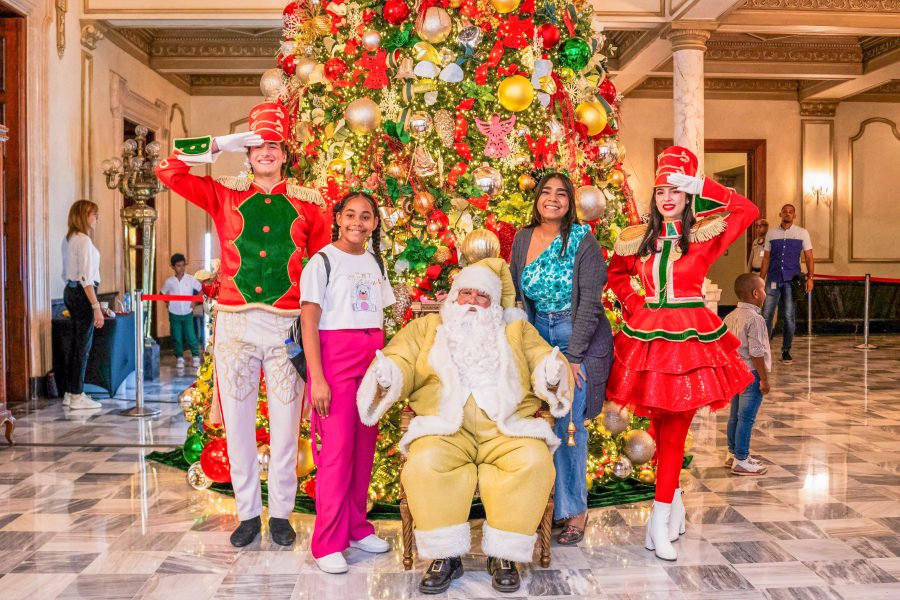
[667,173,705,196]
[374,350,393,388]
[545,347,562,387]
[214,131,264,154]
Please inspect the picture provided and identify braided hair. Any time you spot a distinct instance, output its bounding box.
[331,191,386,276]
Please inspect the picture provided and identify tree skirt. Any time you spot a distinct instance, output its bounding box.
[148,449,682,520]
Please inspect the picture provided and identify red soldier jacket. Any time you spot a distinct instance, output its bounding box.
[156,136,331,315]
[607,177,760,342]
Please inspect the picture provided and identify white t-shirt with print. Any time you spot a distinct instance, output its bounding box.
[300,244,395,331]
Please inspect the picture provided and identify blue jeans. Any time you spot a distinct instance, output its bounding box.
[533,311,588,520]
[727,371,764,461]
[762,280,795,353]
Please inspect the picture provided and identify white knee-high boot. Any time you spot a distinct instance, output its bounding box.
[645,501,677,561]
[669,488,686,542]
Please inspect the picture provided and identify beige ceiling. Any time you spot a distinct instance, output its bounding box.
[89,0,900,101]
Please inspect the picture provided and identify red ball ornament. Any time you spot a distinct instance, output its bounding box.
[280,54,296,77]
[537,23,561,49]
[282,2,301,27]
[324,57,347,81]
[425,264,443,280]
[598,78,618,104]
[382,0,410,25]
[416,277,433,291]
[199,437,231,483]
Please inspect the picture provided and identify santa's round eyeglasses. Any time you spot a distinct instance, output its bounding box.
[457,288,491,307]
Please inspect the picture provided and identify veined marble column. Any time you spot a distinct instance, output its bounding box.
[665,28,712,160]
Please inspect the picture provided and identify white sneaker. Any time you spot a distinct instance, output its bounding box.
[191,356,201,368]
[176,357,185,368]
[69,394,102,410]
[732,459,768,476]
[350,534,390,553]
[62,392,73,406]
[315,552,349,574]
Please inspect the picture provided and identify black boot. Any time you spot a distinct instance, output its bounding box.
[418,557,463,594]
[269,517,296,547]
[487,557,520,593]
[230,516,261,547]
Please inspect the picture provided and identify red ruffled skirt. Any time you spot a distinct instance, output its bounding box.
[605,306,753,417]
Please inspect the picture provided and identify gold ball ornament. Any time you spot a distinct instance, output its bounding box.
[177,387,195,414]
[408,111,434,138]
[472,163,503,196]
[575,185,606,221]
[575,101,609,137]
[518,173,536,191]
[361,29,382,51]
[448,267,462,283]
[558,66,575,83]
[460,229,501,263]
[607,169,626,189]
[259,68,284,101]
[328,158,347,177]
[599,403,631,436]
[498,75,535,113]
[426,220,443,236]
[449,0,462,7]
[513,152,530,168]
[297,437,315,477]
[257,444,270,481]
[293,57,318,85]
[434,246,453,263]
[413,191,435,215]
[344,97,382,134]
[187,462,213,490]
[386,161,408,180]
[490,0,521,13]
[416,7,452,44]
[638,468,656,484]
[622,429,656,465]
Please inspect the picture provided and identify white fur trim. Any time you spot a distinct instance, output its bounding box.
[414,522,471,559]
[503,306,527,323]
[533,352,572,420]
[450,265,502,305]
[399,322,562,455]
[357,357,404,426]
[481,522,537,563]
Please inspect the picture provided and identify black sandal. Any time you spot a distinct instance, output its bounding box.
[557,524,585,546]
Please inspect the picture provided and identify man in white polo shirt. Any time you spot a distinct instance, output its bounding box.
[759,204,814,364]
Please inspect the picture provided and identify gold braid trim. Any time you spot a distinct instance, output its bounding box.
[214,176,325,208]
[613,213,729,256]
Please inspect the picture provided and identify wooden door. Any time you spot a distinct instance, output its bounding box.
[0,15,28,404]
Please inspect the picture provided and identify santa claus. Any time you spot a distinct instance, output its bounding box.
[357,258,573,594]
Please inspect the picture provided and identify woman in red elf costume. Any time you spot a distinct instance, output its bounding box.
[606,146,759,560]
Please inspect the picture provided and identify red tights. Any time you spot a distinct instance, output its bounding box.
[649,409,696,503]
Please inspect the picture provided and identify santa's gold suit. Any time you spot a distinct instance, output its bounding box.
[357,279,572,562]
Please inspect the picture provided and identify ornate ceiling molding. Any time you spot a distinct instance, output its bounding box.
[860,36,900,62]
[705,38,863,63]
[799,100,840,117]
[189,74,261,96]
[630,76,800,99]
[741,0,900,11]
[148,31,280,60]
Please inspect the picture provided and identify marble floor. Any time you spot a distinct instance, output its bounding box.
[2,335,900,599]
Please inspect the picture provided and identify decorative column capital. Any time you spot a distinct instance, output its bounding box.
[799,100,839,118]
[81,22,106,51]
[665,23,716,53]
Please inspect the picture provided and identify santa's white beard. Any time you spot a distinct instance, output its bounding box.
[440,301,505,389]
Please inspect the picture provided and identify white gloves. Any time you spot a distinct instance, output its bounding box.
[667,173,705,195]
[545,347,562,387]
[374,350,393,388]
[214,131,264,154]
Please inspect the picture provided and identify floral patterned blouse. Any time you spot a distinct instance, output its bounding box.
[521,223,590,313]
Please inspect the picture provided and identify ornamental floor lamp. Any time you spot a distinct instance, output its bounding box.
[102,125,165,347]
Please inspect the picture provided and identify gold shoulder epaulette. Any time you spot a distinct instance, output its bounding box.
[690,212,728,243]
[613,224,648,256]
[286,179,325,208]
[215,175,252,192]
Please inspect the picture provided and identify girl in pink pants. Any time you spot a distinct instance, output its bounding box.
[299,192,395,574]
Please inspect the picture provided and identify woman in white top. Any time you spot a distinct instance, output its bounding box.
[61,200,104,410]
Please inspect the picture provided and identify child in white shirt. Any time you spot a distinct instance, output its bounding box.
[161,253,202,368]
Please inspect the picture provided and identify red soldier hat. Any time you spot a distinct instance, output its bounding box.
[654,145,698,187]
[248,101,289,143]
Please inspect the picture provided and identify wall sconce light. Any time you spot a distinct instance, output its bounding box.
[804,172,833,207]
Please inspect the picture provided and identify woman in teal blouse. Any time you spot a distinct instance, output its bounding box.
[511,172,613,545]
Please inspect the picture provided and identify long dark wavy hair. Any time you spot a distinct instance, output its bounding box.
[331,191,385,275]
[637,190,696,257]
[528,172,578,256]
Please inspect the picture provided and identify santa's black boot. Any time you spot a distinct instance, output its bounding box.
[418,557,463,594]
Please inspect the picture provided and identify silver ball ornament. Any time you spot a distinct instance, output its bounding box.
[600,403,631,436]
[187,462,212,490]
[344,97,382,134]
[575,185,606,222]
[613,455,634,479]
[361,29,382,51]
[416,7,452,44]
[472,163,503,196]
[622,430,656,465]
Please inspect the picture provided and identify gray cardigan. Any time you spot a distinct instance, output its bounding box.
[510,228,613,419]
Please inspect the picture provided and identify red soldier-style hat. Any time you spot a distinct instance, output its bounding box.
[248,101,289,143]
[654,145,698,187]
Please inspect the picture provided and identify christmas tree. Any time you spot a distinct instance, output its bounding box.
[160,0,663,510]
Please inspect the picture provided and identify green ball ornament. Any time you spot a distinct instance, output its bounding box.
[183,433,205,464]
[558,38,591,72]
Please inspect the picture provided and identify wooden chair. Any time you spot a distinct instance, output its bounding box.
[398,301,555,570]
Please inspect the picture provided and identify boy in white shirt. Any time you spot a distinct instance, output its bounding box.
[161,253,202,368]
